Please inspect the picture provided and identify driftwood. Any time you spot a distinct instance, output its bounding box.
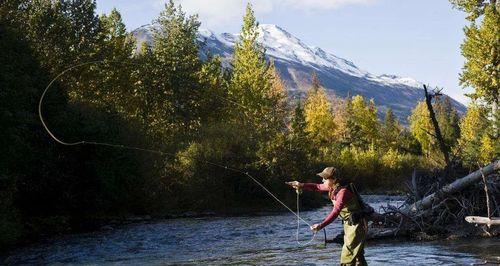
[463,163,500,229]
[464,216,500,226]
[357,160,500,240]
[402,160,500,215]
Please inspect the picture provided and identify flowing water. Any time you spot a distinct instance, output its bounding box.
[2,195,499,265]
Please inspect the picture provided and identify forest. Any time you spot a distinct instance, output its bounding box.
[0,0,498,249]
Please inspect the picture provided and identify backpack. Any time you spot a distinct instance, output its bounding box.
[347,183,375,225]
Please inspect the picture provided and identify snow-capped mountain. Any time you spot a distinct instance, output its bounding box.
[132,24,465,123]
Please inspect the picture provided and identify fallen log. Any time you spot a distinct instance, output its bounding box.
[465,216,500,226]
[367,227,399,239]
[402,160,500,215]
[331,227,400,244]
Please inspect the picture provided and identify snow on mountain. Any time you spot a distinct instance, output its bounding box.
[196,24,421,87]
[131,23,465,123]
[369,74,423,88]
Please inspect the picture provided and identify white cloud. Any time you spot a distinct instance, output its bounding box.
[172,0,273,27]
[158,0,376,28]
[280,0,376,11]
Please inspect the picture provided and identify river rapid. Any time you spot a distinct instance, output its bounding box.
[2,195,499,265]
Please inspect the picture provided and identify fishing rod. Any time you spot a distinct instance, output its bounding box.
[38,59,322,245]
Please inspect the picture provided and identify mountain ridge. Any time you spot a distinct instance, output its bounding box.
[131,23,466,123]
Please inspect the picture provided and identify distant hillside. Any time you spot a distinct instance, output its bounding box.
[132,24,466,124]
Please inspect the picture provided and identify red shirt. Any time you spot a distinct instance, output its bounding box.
[303,183,354,230]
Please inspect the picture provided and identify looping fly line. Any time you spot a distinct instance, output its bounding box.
[38,59,319,245]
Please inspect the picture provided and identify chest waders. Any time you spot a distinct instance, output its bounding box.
[333,189,368,266]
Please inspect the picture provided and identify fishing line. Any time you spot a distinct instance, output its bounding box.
[38,59,318,245]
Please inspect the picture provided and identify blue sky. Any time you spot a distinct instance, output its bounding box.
[96,0,472,105]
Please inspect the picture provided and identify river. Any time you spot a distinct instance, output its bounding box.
[2,195,499,265]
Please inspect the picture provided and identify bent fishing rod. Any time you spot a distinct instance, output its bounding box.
[38,59,328,246]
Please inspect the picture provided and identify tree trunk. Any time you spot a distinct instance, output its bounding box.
[423,85,450,172]
[491,0,499,138]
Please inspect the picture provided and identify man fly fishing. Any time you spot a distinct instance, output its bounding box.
[287,167,372,266]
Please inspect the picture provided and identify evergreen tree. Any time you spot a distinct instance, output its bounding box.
[150,0,203,144]
[382,108,401,150]
[228,5,289,175]
[289,101,312,155]
[343,96,358,146]
[434,96,461,149]
[229,3,275,136]
[290,101,308,141]
[285,100,314,178]
[398,128,423,155]
[367,98,381,144]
